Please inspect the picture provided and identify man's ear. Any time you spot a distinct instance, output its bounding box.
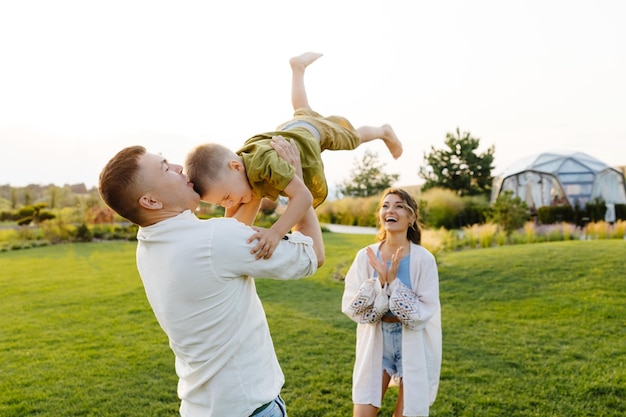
[139,195,163,210]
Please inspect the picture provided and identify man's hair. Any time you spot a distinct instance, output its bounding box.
[376,188,422,245]
[185,143,234,197]
[98,146,147,225]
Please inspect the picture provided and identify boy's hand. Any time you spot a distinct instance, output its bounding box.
[247,226,283,259]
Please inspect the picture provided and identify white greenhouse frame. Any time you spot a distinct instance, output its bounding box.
[491,151,626,210]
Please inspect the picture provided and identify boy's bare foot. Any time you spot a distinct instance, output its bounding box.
[290,52,323,71]
[382,124,403,159]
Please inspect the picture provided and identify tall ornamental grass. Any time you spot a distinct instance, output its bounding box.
[421,220,625,253]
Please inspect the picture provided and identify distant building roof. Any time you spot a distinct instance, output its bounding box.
[498,150,611,178]
[492,150,626,208]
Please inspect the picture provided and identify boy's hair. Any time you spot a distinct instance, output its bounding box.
[376,188,422,245]
[98,145,147,225]
[185,143,235,197]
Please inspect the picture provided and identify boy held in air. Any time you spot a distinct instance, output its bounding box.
[185,52,402,259]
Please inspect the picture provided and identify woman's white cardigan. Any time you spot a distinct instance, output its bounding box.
[342,242,442,417]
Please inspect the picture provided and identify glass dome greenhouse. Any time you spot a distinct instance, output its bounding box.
[491,151,626,209]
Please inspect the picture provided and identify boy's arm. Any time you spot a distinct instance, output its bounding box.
[248,176,313,259]
[225,196,262,226]
[276,136,323,265]
[247,135,315,260]
[270,176,313,237]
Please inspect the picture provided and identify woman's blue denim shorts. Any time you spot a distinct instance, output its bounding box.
[382,321,403,378]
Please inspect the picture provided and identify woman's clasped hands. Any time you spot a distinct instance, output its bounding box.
[366,246,402,287]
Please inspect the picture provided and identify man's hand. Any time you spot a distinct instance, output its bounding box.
[271,135,303,178]
[247,226,283,259]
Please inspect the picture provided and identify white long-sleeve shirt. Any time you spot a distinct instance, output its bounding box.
[342,242,442,417]
[135,210,318,417]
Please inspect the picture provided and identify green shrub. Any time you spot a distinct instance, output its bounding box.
[74,223,93,242]
[538,202,626,226]
[585,198,606,222]
[489,191,530,237]
[537,205,575,224]
[421,188,464,229]
[456,195,490,227]
[316,196,379,227]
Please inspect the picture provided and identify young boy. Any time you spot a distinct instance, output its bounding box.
[185,52,402,259]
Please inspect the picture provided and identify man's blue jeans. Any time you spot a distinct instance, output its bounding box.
[250,395,286,417]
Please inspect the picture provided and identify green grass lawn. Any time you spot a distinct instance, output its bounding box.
[1,236,624,416]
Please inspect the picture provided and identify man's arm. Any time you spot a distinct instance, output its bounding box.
[292,204,324,267]
[213,216,320,280]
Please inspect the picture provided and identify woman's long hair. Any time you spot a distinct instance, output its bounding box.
[375,188,421,245]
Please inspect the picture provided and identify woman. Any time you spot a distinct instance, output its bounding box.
[342,188,442,417]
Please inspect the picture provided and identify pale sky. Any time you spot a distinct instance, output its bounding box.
[1,0,625,192]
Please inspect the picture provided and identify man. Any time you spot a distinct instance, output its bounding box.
[98,138,324,417]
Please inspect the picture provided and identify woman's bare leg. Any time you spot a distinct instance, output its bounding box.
[392,378,404,417]
[289,52,323,111]
[353,371,392,417]
[356,124,403,159]
[353,404,378,417]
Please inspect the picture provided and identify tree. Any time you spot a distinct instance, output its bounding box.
[419,128,495,197]
[337,150,399,198]
[489,190,530,237]
[17,203,56,226]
